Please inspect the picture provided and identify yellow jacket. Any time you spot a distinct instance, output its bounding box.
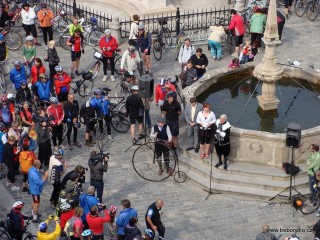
[37,219,61,240]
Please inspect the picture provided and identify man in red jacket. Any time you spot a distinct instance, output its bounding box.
[67,29,84,79]
[228,9,245,57]
[99,29,119,82]
[54,65,71,102]
[154,78,176,111]
[86,205,111,239]
[47,97,65,150]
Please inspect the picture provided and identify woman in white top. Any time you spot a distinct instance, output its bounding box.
[196,103,216,159]
[21,3,41,46]
[129,14,140,47]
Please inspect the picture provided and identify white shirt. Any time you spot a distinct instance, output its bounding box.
[129,21,139,40]
[21,8,36,25]
[178,44,195,65]
[196,111,216,129]
[120,50,141,71]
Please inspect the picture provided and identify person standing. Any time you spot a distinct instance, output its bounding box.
[249,8,266,48]
[99,29,119,82]
[116,199,138,240]
[196,103,216,159]
[208,25,226,60]
[137,24,152,75]
[307,144,320,204]
[80,99,96,147]
[214,114,231,170]
[228,9,245,57]
[28,160,49,223]
[54,65,71,102]
[67,29,84,79]
[184,97,202,153]
[182,60,197,88]
[30,58,46,85]
[64,94,81,150]
[23,36,37,68]
[10,60,27,91]
[79,186,100,228]
[48,40,60,92]
[19,143,36,192]
[7,201,28,239]
[145,199,165,240]
[190,48,208,79]
[37,3,54,50]
[161,93,181,150]
[154,78,176,110]
[86,205,111,239]
[0,4,14,28]
[125,86,145,144]
[32,73,51,102]
[47,97,65,150]
[120,44,141,76]
[21,2,41,46]
[178,38,195,70]
[3,136,20,190]
[128,14,140,47]
[88,151,108,202]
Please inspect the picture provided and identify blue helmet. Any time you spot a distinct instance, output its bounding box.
[0,34,4,41]
[144,229,154,238]
[49,97,58,104]
[38,222,47,231]
[81,229,93,237]
[90,17,97,24]
[55,65,63,72]
[93,88,101,95]
[53,148,64,156]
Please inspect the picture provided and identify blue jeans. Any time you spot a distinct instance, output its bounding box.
[208,40,222,58]
[90,179,104,203]
[144,109,151,128]
[309,175,316,200]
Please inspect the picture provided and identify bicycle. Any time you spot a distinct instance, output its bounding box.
[51,3,73,33]
[132,139,187,182]
[306,0,320,21]
[114,75,131,102]
[241,8,251,37]
[1,20,22,50]
[70,71,95,97]
[295,0,309,17]
[90,48,122,79]
[0,61,7,93]
[224,30,235,55]
[0,217,36,240]
[152,18,172,61]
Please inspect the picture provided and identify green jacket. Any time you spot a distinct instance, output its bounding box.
[307,152,320,176]
[249,13,266,34]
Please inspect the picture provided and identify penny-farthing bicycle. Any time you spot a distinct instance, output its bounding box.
[132,139,187,183]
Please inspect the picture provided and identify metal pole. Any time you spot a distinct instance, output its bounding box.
[73,0,77,16]
[176,7,180,35]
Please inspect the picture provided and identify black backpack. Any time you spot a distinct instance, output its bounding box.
[6,212,14,234]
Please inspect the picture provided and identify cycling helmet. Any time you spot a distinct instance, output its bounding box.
[54,148,64,156]
[54,65,63,72]
[93,88,101,95]
[39,73,48,79]
[144,229,154,238]
[138,24,145,30]
[109,205,117,214]
[90,17,97,24]
[160,78,166,86]
[41,2,47,8]
[38,222,47,231]
[124,70,134,78]
[13,201,24,209]
[1,95,7,102]
[49,96,58,104]
[0,34,4,41]
[26,35,33,42]
[60,202,71,211]
[131,85,139,91]
[81,229,93,237]
[13,60,21,67]
[7,93,14,99]
[129,45,135,52]
[20,80,27,86]
[104,29,111,34]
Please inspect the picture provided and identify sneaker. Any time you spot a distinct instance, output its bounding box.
[75,70,80,76]
[35,42,42,46]
[132,138,137,144]
[224,163,228,170]
[5,181,12,187]
[215,162,222,168]
[37,213,42,218]
[108,135,113,142]
[11,186,20,191]
[102,75,107,82]
[73,141,81,147]
[71,73,75,79]
[68,144,73,150]
[85,141,93,147]
[54,146,59,151]
[59,145,65,150]
[45,45,48,51]
[194,148,199,153]
[110,75,115,82]
[22,187,28,192]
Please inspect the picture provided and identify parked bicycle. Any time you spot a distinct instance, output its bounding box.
[70,71,95,97]
[114,74,131,102]
[295,0,308,17]
[1,20,22,50]
[0,61,7,93]
[90,48,121,79]
[306,0,320,21]
[52,2,73,33]
[175,22,186,61]
[0,217,36,240]
[152,18,172,61]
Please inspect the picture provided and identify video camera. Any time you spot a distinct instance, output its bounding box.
[90,152,110,164]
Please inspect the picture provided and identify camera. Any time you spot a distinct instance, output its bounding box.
[97,203,106,212]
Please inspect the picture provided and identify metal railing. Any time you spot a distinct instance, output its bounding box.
[45,0,112,30]
[119,7,231,39]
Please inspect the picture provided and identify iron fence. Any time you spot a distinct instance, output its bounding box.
[45,0,112,30]
[119,7,231,39]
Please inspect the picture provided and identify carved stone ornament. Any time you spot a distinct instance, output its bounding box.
[249,142,263,154]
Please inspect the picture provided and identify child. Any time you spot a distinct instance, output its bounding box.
[23,36,37,68]
[107,205,118,240]
[19,143,37,192]
[227,58,240,68]
[239,40,252,64]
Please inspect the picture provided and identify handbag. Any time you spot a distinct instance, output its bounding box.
[282,162,300,176]
[179,71,186,81]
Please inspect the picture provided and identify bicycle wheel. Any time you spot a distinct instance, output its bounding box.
[23,234,36,240]
[110,112,130,133]
[59,34,70,50]
[174,169,187,183]
[307,1,320,21]
[300,197,320,215]
[5,31,22,50]
[90,61,100,80]
[78,79,94,97]
[118,102,127,114]
[62,123,67,141]
[0,229,11,239]
[163,27,172,46]
[132,141,176,182]
[114,56,121,75]
[14,16,23,28]
[153,40,162,61]
[295,0,308,17]
[115,82,130,102]
[0,72,7,93]
[89,29,103,46]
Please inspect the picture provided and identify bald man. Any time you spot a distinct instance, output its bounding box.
[145,199,165,239]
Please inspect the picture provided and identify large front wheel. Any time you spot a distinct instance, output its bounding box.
[5,31,22,50]
[153,40,162,61]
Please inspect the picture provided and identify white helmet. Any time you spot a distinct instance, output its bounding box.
[26,35,34,42]
[131,86,139,91]
[13,201,24,209]
[104,29,111,34]
[7,93,14,99]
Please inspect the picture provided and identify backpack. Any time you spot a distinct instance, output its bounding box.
[64,216,79,236]
[6,213,14,234]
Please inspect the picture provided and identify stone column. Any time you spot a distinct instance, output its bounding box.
[109,17,122,44]
[234,0,245,12]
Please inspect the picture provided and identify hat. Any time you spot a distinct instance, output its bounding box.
[104,29,111,34]
[38,222,47,231]
[160,78,166,86]
[157,117,166,123]
[70,172,80,181]
[131,85,139,91]
[124,70,134,78]
[39,73,48,79]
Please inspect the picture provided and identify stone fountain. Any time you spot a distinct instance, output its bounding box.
[253,0,284,113]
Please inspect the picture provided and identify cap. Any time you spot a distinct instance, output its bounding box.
[38,222,47,231]
[70,172,80,181]
[157,117,166,123]
[138,23,145,30]
[104,29,111,34]
[13,60,21,67]
[26,35,33,42]
[53,148,64,156]
[160,78,166,86]
[109,205,117,214]
[49,97,58,104]
[93,88,101,95]
[124,70,134,78]
[131,85,139,91]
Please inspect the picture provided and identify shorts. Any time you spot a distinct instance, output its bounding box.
[71,51,81,61]
[130,116,143,124]
[234,35,244,47]
[85,122,95,133]
[32,194,40,203]
[166,120,179,136]
[142,48,151,56]
[22,24,37,38]
[285,0,293,8]
[23,174,28,183]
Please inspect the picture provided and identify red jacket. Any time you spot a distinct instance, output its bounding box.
[155,83,176,104]
[228,14,245,36]
[60,209,75,229]
[47,104,64,126]
[86,210,110,235]
[31,65,46,85]
[54,72,71,95]
[99,36,119,58]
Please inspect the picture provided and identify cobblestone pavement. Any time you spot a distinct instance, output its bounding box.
[0,11,319,240]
